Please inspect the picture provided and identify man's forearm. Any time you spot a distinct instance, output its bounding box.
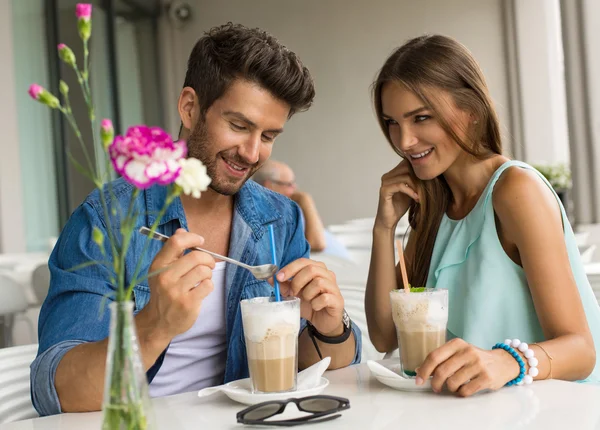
[298,327,356,370]
[54,339,110,412]
[54,310,170,412]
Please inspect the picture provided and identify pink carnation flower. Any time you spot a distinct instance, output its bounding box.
[28,84,44,100]
[109,125,187,189]
[76,3,92,20]
[100,119,114,148]
[101,119,113,132]
[27,83,60,109]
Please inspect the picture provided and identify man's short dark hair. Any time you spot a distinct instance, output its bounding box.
[183,22,315,118]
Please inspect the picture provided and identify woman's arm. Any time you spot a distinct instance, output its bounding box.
[492,166,595,381]
[365,160,421,353]
[416,167,595,397]
[365,227,400,352]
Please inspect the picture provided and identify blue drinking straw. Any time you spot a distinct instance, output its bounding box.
[268,224,281,302]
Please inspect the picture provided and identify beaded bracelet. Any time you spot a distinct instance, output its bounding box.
[493,339,539,386]
[492,343,526,386]
[506,339,539,385]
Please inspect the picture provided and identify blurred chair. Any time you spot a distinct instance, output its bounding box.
[330,232,374,249]
[0,274,31,348]
[588,272,600,305]
[0,344,39,424]
[31,264,51,304]
[310,252,368,284]
[328,216,409,236]
[579,244,597,264]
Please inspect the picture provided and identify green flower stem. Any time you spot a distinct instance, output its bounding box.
[64,86,119,285]
[116,188,140,301]
[103,304,148,430]
[73,41,103,182]
[97,188,119,287]
[71,58,93,122]
[79,40,94,119]
[125,189,179,302]
[69,39,122,287]
[59,104,96,180]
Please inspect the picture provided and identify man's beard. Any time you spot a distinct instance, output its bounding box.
[186,120,260,196]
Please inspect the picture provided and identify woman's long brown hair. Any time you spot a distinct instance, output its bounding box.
[372,35,503,288]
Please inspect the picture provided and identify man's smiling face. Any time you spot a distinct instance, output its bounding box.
[186,79,290,195]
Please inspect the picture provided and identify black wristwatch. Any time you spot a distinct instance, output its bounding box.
[306,310,352,359]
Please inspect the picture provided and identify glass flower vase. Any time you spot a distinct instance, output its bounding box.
[102,301,154,430]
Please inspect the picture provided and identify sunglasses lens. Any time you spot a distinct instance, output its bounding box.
[244,404,282,421]
[298,398,342,413]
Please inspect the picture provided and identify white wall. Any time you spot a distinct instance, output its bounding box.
[115,18,145,129]
[0,0,26,253]
[164,0,511,226]
[513,0,569,165]
[582,0,600,191]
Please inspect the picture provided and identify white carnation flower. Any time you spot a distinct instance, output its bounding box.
[175,158,211,198]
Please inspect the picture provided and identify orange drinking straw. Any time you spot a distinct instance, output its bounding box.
[396,239,410,293]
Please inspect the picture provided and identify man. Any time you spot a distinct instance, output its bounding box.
[31,23,361,415]
[253,160,351,259]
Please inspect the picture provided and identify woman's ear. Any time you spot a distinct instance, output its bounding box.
[178,87,199,132]
[467,110,480,126]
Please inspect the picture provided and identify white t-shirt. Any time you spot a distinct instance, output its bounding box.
[149,262,228,397]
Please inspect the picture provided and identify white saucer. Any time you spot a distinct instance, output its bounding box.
[367,360,432,392]
[214,377,329,405]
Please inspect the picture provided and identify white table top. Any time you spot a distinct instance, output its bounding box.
[5,359,600,429]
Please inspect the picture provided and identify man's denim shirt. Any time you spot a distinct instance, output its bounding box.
[31,178,361,416]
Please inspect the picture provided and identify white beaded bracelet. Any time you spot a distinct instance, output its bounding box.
[504,339,538,385]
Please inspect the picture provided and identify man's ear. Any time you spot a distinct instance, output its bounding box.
[178,87,199,132]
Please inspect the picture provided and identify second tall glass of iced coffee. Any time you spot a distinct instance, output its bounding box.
[240,296,300,393]
[389,288,448,377]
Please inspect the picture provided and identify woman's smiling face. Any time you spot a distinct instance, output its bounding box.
[381,81,472,180]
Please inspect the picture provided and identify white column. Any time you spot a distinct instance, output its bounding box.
[560,0,600,223]
[582,0,600,154]
[158,0,187,137]
[581,0,600,220]
[0,0,26,253]
[513,0,570,164]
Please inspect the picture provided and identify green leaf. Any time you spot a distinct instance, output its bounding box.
[67,150,95,183]
[66,259,110,272]
[98,292,115,320]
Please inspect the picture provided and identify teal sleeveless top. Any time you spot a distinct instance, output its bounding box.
[426,160,600,383]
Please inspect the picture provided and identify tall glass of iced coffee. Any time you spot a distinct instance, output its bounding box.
[389,288,448,377]
[240,296,300,393]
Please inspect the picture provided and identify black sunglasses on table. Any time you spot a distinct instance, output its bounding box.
[236,395,350,427]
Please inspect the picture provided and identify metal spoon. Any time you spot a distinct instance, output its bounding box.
[138,227,278,280]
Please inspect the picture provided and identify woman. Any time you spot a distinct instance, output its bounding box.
[364,34,600,397]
